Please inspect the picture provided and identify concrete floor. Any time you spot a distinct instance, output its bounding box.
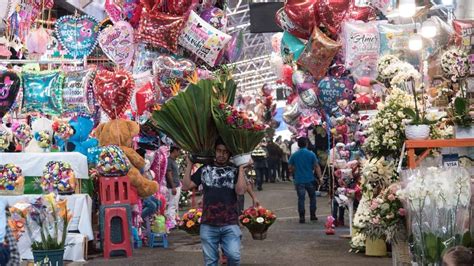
[86,182,392,265]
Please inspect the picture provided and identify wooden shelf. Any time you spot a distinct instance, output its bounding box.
[406,138,474,169]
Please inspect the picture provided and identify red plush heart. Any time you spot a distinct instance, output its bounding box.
[93,69,134,119]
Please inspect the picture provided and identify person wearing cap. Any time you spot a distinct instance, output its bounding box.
[165,146,182,229]
[251,141,268,190]
[289,137,322,223]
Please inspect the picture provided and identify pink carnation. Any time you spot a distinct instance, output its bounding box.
[398,208,406,216]
[370,201,379,210]
[372,217,380,224]
[387,194,396,201]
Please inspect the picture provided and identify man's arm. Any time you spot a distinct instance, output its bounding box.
[166,170,177,195]
[246,182,260,207]
[314,164,322,181]
[235,165,247,195]
[182,156,197,191]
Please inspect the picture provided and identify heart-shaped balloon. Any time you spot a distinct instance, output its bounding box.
[55,15,100,58]
[317,0,351,37]
[0,71,20,118]
[152,55,195,99]
[105,0,142,27]
[224,30,244,63]
[298,83,320,108]
[99,21,135,69]
[135,81,158,115]
[93,69,135,119]
[317,76,354,112]
[275,8,311,40]
[284,0,320,34]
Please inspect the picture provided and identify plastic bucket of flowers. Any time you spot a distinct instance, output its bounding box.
[179,208,202,236]
[212,101,266,166]
[240,206,276,240]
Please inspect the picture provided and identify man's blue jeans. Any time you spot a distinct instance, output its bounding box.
[295,182,317,217]
[200,224,242,266]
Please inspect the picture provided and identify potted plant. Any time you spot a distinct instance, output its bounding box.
[10,193,71,266]
[239,206,276,240]
[212,101,266,166]
[451,96,473,138]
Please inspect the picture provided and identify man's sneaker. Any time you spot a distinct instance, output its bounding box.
[299,218,305,224]
[310,216,318,221]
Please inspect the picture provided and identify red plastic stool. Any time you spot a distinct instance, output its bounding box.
[99,176,131,205]
[103,206,132,259]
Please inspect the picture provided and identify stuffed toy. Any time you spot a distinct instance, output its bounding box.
[95,119,159,198]
[65,116,98,156]
[25,117,53,152]
[335,116,349,144]
[354,77,377,109]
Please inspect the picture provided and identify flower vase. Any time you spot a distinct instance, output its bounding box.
[230,153,251,167]
[454,125,474,139]
[405,125,430,140]
[32,249,65,266]
[365,238,387,257]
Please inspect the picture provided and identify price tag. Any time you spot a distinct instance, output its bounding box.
[442,154,459,168]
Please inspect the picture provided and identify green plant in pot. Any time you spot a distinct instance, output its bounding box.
[10,193,71,266]
[403,82,437,140]
[451,97,473,138]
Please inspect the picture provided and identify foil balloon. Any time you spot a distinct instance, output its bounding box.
[282,101,301,126]
[342,20,380,79]
[275,8,311,39]
[0,71,20,118]
[297,27,341,80]
[167,0,195,16]
[292,70,315,86]
[105,0,141,26]
[62,69,94,115]
[281,31,305,63]
[261,83,273,97]
[137,9,186,53]
[22,70,64,115]
[132,43,161,74]
[224,30,244,63]
[136,81,158,115]
[98,21,135,69]
[284,0,320,34]
[348,5,377,21]
[298,83,319,108]
[317,76,354,112]
[152,55,195,99]
[453,19,474,52]
[55,15,100,58]
[318,0,351,36]
[370,0,393,15]
[93,69,134,119]
[200,7,227,31]
[281,64,294,87]
[179,11,231,67]
[26,27,50,58]
[378,23,417,56]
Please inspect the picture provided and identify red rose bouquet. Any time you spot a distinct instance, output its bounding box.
[239,206,276,240]
[179,208,202,235]
[212,101,266,160]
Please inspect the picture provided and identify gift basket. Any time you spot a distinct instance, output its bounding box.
[239,206,277,240]
[40,161,76,195]
[96,145,131,177]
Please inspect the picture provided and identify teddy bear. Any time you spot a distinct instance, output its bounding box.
[94,119,159,198]
[63,116,98,156]
[354,77,377,109]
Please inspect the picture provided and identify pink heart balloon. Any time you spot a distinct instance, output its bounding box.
[152,55,195,99]
[98,21,135,69]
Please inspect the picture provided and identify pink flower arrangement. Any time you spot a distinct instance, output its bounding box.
[218,102,266,132]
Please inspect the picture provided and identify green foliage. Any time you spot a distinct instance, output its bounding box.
[453,97,473,127]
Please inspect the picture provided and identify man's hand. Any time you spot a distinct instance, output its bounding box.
[172,188,177,195]
[186,155,193,166]
[253,199,260,207]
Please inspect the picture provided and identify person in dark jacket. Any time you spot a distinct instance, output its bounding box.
[266,139,283,183]
[251,141,268,191]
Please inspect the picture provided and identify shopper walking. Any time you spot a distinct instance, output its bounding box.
[266,139,282,182]
[183,139,248,266]
[165,146,182,229]
[288,137,322,223]
[251,142,268,191]
[280,139,291,181]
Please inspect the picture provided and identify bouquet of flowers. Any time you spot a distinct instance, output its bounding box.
[52,120,74,140]
[96,145,131,177]
[12,123,32,147]
[212,101,266,158]
[40,161,76,195]
[351,194,371,252]
[35,130,52,149]
[153,80,219,160]
[0,163,25,195]
[0,130,10,150]
[9,193,71,251]
[363,184,406,242]
[377,54,401,81]
[239,206,276,240]
[441,48,470,82]
[361,157,397,191]
[179,208,202,235]
[398,167,471,265]
[364,88,413,158]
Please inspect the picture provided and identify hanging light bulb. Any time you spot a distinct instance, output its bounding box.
[399,0,417,18]
[421,17,438,38]
[409,30,423,51]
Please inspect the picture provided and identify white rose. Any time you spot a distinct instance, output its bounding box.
[256,217,264,224]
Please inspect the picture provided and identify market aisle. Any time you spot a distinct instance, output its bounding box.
[88,182,391,265]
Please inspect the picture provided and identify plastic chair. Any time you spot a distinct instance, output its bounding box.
[148,232,168,248]
[100,205,133,259]
[99,176,131,205]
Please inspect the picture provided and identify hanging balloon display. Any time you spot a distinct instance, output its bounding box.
[152,54,196,99]
[0,71,20,118]
[93,69,135,119]
[55,15,100,58]
[297,27,341,81]
[179,11,231,67]
[22,70,64,115]
[98,21,135,69]
[62,69,94,115]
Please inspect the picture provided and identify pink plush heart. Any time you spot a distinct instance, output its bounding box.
[98,21,135,69]
[152,55,195,99]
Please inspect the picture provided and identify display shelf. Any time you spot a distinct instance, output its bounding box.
[405,138,474,169]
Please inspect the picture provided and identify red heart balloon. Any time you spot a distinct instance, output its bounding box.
[318,0,351,37]
[167,0,194,15]
[275,8,311,39]
[284,0,320,34]
[348,5,377,21]
[93,69,134,119]
[135,81,158,115]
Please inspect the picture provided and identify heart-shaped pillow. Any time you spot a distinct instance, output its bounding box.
[55,15,100,58]
[93,69,134,119]
[98,21,135,69]
[0,71,21,118]
[152,55,195,99]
